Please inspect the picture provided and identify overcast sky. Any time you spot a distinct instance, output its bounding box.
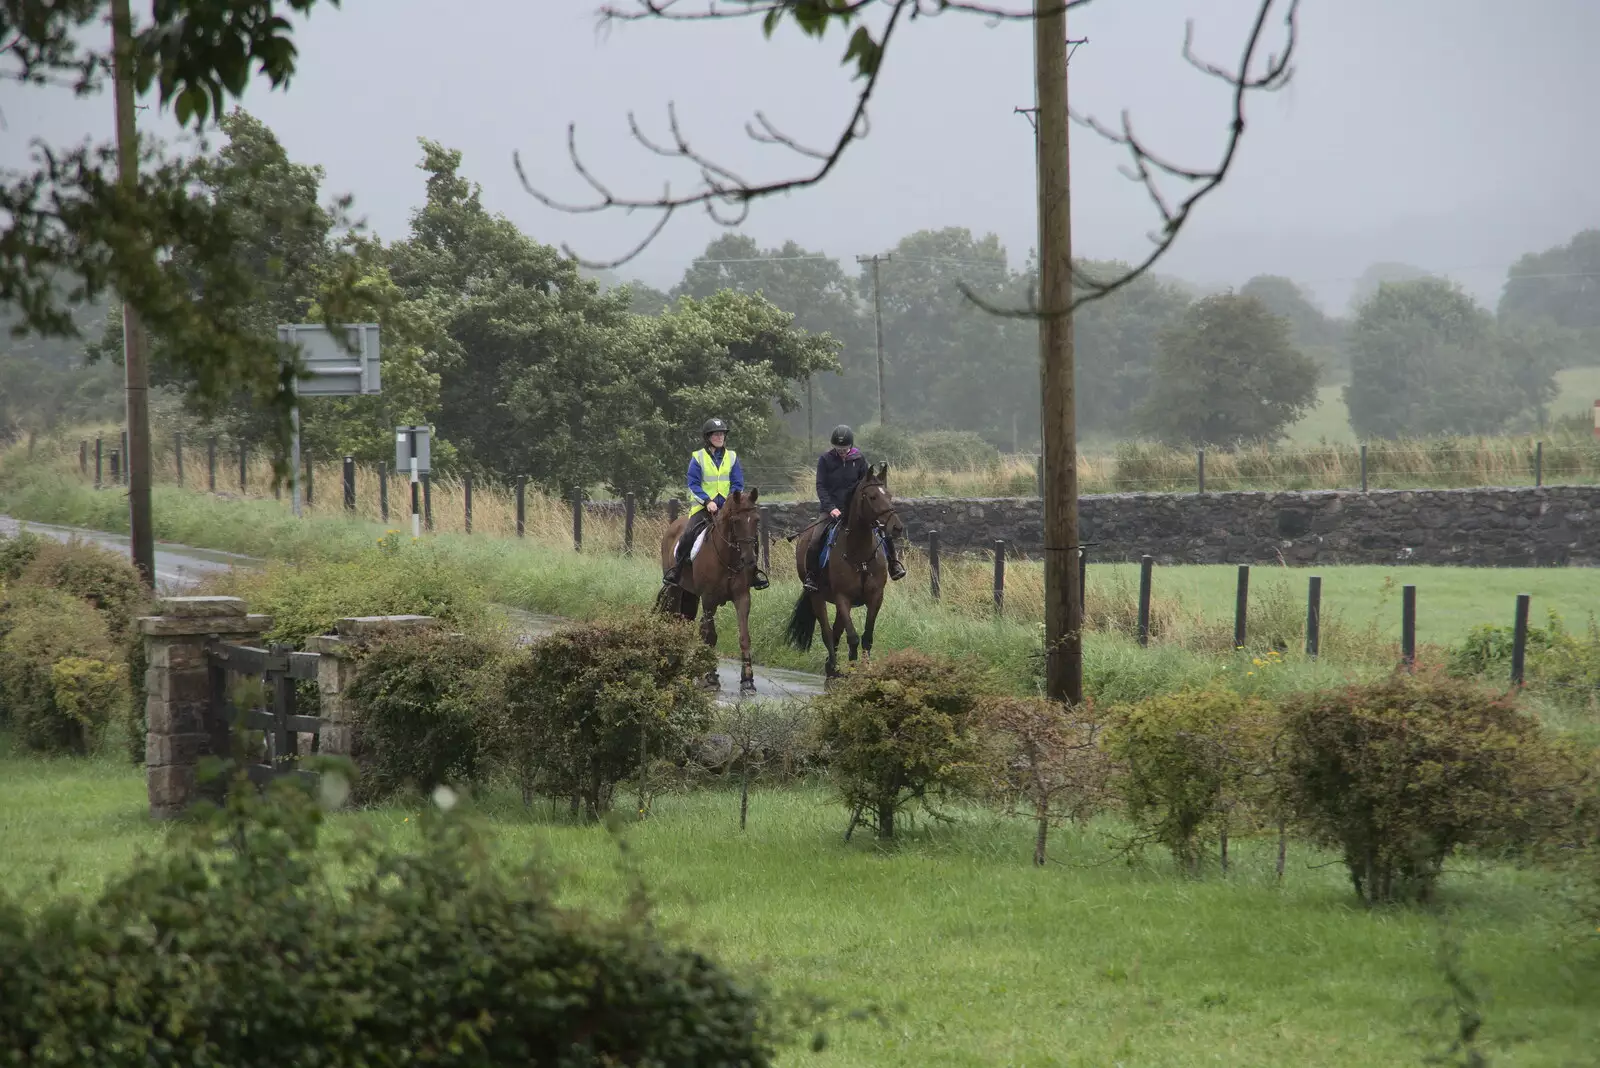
[6,0,1596,312]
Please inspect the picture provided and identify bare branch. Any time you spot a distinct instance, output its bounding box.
[517,0,913,270]
[959,0,1301,319]
[597,0,1091,26]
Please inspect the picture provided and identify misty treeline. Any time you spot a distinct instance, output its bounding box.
[3,109,1596,494]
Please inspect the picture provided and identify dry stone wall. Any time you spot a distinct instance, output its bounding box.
[597,485,1600,567]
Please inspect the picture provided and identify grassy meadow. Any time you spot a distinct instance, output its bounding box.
[3,739,1597,1068]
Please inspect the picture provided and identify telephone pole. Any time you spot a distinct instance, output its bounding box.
[1033,0,1082,704]
[111,0,155,589]
[857,252,892,425]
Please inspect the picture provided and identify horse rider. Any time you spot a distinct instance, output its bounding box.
[664,417,769,590]
[801,424,906,594]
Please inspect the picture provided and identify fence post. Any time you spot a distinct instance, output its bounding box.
[109,449,120,483]
[1196,449,1205,494]
[1535,441,1543,488]
[239,441,247,493]
[1510,593,1531,687]
[1305,575,1322,659]
[1234,564,1250,650]
[1401,584,1416,671]
[174,432,184,486]
[993,539,1005,615]
[422,474,433,532]
[79,440,88,476]
[667,498,680,523]
[624,493,636,555]
[207,435,217,492]
[463,473,473,534]
[95,436,103,489]
[1137,554,1154,647]
[303,450,313,506]
[1360,444,1368,493]
[572,489,584,552]
[378,462,389,522]
[121,429,129,484]
[928,530,941,600]
[343,456,356,513]
[515,476,526,537]
[1078,547,1087,614]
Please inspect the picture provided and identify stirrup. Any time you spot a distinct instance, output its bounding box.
[752,568,770,591]
[887,559,906,581]
[801,573,819,593]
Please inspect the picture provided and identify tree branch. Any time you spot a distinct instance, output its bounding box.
[959,0,1300,318]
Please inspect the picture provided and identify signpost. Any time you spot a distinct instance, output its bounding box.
[277,324,382,517]
[395,425,431,538]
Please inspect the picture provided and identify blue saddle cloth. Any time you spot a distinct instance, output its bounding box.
[818,519,884,569]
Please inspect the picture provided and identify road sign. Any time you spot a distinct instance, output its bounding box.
[277,323,381,396]
[395,425,432,476]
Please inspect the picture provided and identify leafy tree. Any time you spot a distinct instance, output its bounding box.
[1135,292,1318,448]
[1344,279,1551,438]
[3,1,361,451]
[1347,262,1437,315]
[1239,274,1347,380]
[1498,229,1600,364]
[1072,259,1195,440]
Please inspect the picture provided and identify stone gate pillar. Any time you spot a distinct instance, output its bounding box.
[307,614,436,760]
[138,595,270,819]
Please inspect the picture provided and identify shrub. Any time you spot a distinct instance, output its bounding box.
[979,695,1112,865]
[504,615,716,818]
[1279,672,1589,905]
[0,585,125,753]
[0,765,796,1067]
[812,650,989,840]
[342,629,513,804]
[0,529,44,581]
[1100,687,1278,875]
[19,537,146,644]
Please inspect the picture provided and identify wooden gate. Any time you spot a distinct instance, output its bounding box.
[206,640,324,785]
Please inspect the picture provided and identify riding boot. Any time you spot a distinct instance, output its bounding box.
[884,535,907,581]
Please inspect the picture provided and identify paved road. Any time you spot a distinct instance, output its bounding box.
[0,515,823,705]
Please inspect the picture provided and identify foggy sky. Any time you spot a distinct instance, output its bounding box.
[5,0,1597,312]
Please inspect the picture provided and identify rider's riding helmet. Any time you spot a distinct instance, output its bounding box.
[702,417,729,442]
[830,424,854,448]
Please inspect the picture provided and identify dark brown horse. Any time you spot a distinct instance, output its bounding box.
[656,488,763,693]
[784,463,906,679]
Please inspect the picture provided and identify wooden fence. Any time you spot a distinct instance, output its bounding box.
[206,639,324,786]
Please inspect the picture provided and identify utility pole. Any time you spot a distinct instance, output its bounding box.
[111,0,155,589]
[1034,0,1082,705]
[857,252,892,425]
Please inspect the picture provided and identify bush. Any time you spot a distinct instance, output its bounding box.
[979,695,1111,865]
[0,765,796,1067]
[1100,687,1278,875]
[812,650,988,840]
[19,537,146,644]
[504,615,716,817]
[342,629,513,804]
[1279,672,1589,905]
[0,585,125,753]
[1447,610,1600,709]
[0,529,44,581]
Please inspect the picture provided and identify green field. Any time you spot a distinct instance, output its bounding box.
[1283,367,1600,447]
[3,741,1596,1068]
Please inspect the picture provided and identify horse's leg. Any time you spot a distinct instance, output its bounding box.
[734,588,755,693]
[814,591,841,679]
[861,582,883,663]
[700,596,722,689]
[834,592,859,666]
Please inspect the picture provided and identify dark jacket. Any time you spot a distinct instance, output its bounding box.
[815,446,868,514]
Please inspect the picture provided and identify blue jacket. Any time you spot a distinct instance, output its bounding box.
[816,446,867,514]
[687,447,744,508]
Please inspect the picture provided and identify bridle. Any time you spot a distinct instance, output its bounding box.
[708,504,760,576]
[837,480,901,575]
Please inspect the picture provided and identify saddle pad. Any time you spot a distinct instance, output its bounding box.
[689,528,707,561]
[818,522,883,570]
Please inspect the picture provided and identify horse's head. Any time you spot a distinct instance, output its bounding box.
[719,487,762,570]
[853,463,905,540]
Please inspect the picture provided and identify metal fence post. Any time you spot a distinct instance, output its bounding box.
[463,473,473,534]
[175,431,184,486]
[515,475,526,537]
[343,456,356,512]
[624,493,636,555]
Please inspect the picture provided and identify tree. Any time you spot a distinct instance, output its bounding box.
[1072,260,1195,439]
[1498,229,1600,364]
[1344,279,1549,439]
[1239,274,1347,380]
[1135,292,1318,448]
[1347,262,1436,315]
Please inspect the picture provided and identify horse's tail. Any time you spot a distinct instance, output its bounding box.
[785,592,816,651]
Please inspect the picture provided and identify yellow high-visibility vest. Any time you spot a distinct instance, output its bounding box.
[689,448,736,517]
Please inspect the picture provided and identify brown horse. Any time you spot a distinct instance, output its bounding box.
[784,463,906,679]
[656,488,763,693]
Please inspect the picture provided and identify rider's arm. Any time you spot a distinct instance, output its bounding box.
[730,455,745,495]
[815,454,830,511]
[687,454,709,503]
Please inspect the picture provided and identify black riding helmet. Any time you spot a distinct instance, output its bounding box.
[703,417,729,442]
[830,424,853,448]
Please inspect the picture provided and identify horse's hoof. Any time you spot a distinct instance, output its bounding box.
[740,681,757,695]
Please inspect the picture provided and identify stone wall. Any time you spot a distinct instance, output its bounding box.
[595,485,1600,567]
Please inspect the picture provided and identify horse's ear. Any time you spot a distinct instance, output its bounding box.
[728,489,743,506]
[873,462,887,480]
[748,486,760,504]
